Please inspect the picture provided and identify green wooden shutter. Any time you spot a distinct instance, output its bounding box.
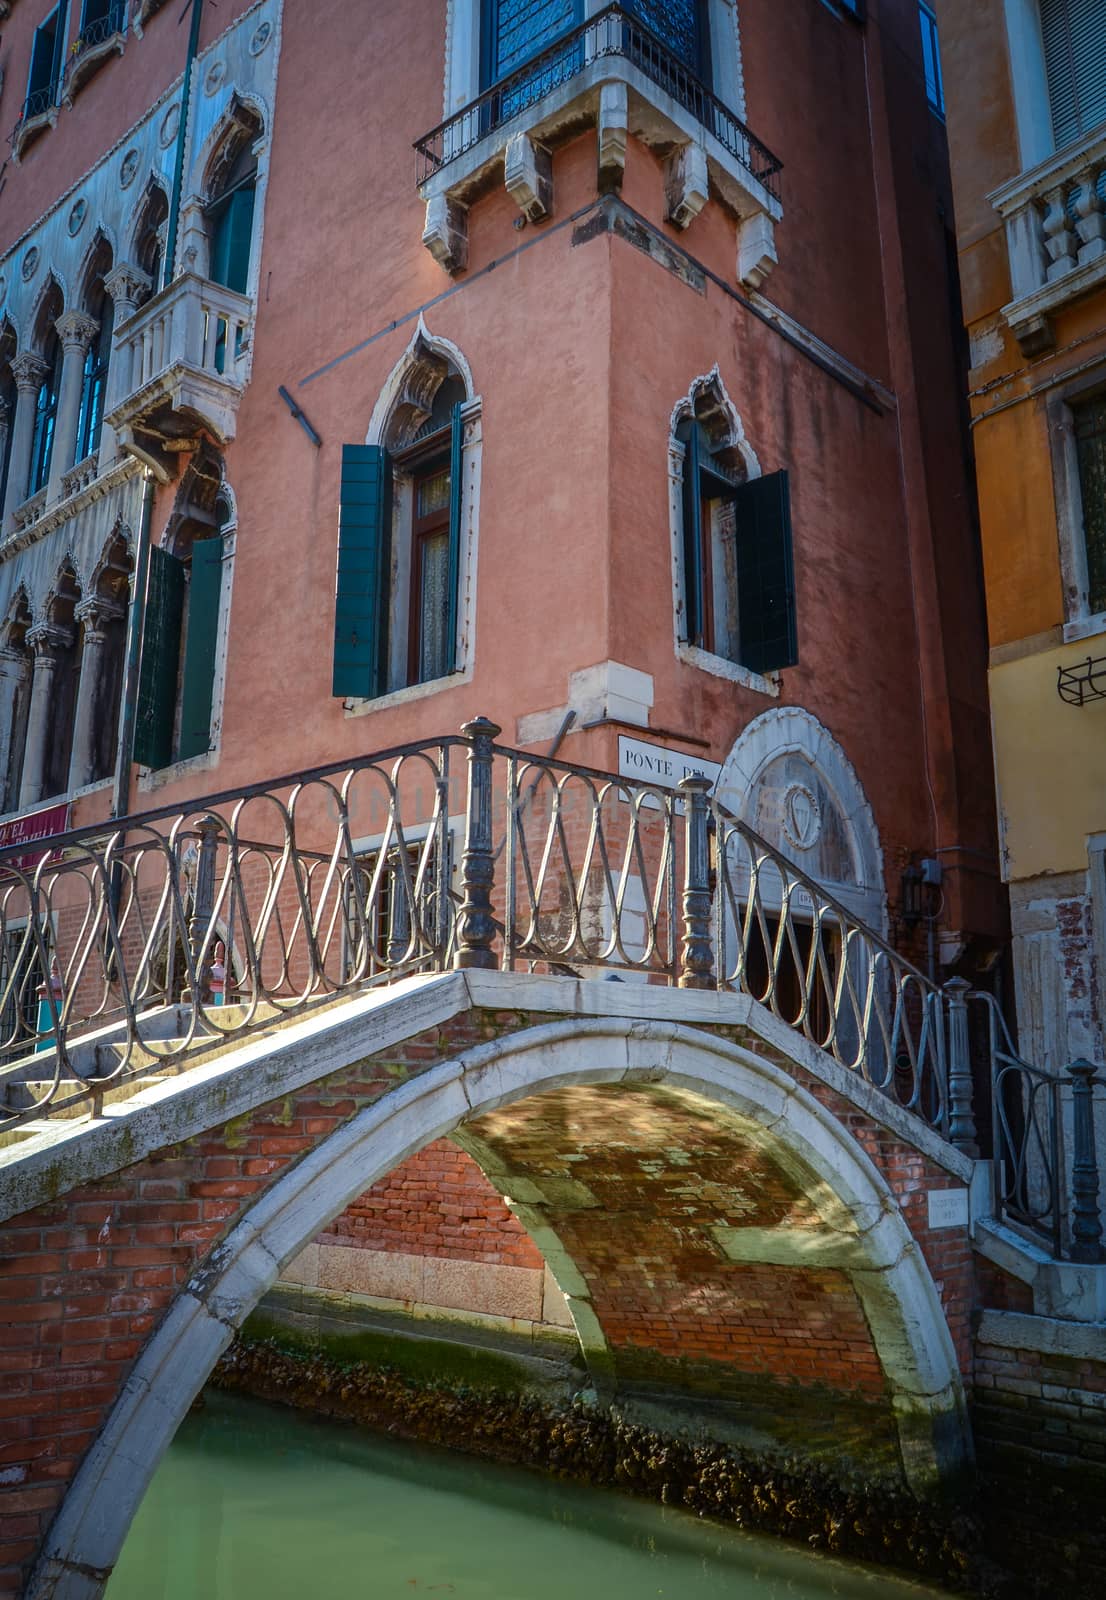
[177,538,223,762]
[210,185,256,295]
[333,445,390,700]
[681,425,703,646]
[733,470,798,675]
[444,404,464,676]
[134,545,185,770]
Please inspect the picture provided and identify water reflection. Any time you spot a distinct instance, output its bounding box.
[110,1390,952,1600]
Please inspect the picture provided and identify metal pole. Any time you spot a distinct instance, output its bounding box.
[163,0,205,293]
[1067,1059,1104,1263]
[678,775,714,989]
[455,718,500,971]
[111,467,156,820]
[944,977,978,1155]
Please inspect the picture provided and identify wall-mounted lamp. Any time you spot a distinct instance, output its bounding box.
[900,857,942,926]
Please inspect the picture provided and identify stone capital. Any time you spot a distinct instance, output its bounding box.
[26,622,71,660]
[55,310,100,354]
[10,352,48,393]
[75,595,124,638]
[104,262,153,311]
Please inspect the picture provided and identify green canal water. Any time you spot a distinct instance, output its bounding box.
[110,1391,954,1600]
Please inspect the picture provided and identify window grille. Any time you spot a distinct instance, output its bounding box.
[1075,393,1106,617]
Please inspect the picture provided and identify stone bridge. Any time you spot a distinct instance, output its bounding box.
[1,968,985,1599]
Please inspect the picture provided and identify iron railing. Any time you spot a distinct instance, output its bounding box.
[0,717,1101,1263]
[414,4,783,200]
[69,4,128,67]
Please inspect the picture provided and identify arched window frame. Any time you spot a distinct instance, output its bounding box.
[669,370,796,696]
[334,325,482,710]
[28,332,63,500]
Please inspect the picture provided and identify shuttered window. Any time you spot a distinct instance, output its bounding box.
[680,432,798,676]
[334,413,464,701]
[333,445,390,700]
[134,540,223,769]
[733,471,799,675]
[1075,394,1106,616]
[134,546,185,771]
[1040,0,1106,149]
[25,6,66,120]
[177,539,223,762]
[209,184,256,296]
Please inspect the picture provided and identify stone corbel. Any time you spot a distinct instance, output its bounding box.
[737,211,778,290]
[1011,311,1055,359]
[665,143,709,231]
[504,133,553,223]
[598,82,628,192]
[423,193,469,275]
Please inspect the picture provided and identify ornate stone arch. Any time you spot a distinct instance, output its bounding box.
[366,317,476,449]
[28,275,66,353]
[125,174,171,283]
[717,706,887,932]
[195,94,267,205]
[75,229,116,312]
[669,366,760,483]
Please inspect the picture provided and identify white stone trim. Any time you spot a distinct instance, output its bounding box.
[1001,0,1055,172]
[25,999,970,1597]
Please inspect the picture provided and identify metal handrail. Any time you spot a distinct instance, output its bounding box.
[69,4,128,64]
[413,3,783,199]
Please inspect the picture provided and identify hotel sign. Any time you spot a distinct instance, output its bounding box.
[0,802,72,872]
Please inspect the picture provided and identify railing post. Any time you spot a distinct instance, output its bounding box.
[943,977,978,1155]
[678,775,714,990]
[455,718,501,971]
[1067,1059,1105,1263]
[188,816,220,1005]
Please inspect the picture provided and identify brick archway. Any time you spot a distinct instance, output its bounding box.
[26,1016,969,1600]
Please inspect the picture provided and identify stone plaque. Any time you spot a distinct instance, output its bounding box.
[927,1188,969,1230]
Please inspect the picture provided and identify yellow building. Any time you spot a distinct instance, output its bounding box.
[935,0,1106,1071]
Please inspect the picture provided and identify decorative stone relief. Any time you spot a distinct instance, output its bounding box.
[780,782,822,852]
[504,134,552,224]
[159,104,180,149]
[119,148,140,188]
[204,61,227,96]
[67,199,89,237]
[250,21,273,56]
[665,143,709,231]
[21,249,39,283]
[597,83,628,191]
[737,212,778,290]
[423,194,469,275]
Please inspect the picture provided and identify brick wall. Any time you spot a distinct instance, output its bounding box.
[973,1316,1106,1598]
[322,1141,543,1269]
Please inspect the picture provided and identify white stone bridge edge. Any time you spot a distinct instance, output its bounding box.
[26,1003,970,1599]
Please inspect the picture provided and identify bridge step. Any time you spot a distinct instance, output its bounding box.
[0,1077,176,1148]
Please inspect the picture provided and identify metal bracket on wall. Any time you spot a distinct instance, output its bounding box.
[1058,654,1106,706]
[278,386,322,448]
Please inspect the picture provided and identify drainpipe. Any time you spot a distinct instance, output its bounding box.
[163,0,205,292]
[111,467,156,820]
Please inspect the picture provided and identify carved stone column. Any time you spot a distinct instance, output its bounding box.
[19,626,67,809]
[101,263,152,464]
[2,354,48,533]
[68,598,122,792]
[47,311,99,505]
[0,645,30,812]
[0,400,11,499]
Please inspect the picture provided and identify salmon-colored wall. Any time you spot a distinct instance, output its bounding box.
[1,0,1006,949]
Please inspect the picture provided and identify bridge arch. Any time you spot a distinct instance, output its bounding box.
[28,1018,968,1600]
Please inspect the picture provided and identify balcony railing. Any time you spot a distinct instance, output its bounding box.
[992,124,1106,353]
[414,3,782,201]
[108,272,253,449]
[66,4,128,99]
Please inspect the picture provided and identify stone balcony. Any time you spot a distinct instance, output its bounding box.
[106,272,252,472]
[415,3,783,289]
[991,123,1106,355]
